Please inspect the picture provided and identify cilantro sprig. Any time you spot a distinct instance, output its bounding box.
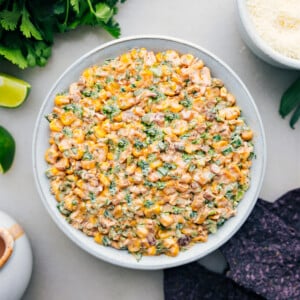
[0,0,126,69]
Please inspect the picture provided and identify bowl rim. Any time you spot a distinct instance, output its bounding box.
[236,0,300,69]
[32,34,267,270]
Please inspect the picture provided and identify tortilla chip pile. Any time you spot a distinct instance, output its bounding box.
[164,188,300,300]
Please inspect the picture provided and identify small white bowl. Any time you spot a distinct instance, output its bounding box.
[0,211,32,300]
[32,35,266,270]
[236,0,300,69]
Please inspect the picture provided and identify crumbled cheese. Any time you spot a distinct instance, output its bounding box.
[246,0,300,60]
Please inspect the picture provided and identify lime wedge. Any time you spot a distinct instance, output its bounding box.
[0,73,31,108]
[0,126,16,173]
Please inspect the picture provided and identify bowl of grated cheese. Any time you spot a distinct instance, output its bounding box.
[236,0,300,69]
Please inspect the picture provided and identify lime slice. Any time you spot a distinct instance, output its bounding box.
[0,126,15,173]
[0,73,31,108]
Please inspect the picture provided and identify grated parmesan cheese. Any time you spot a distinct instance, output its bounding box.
[246,0,300,60]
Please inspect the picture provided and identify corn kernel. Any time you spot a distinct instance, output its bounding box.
[158,230,173,239]
[107,152,114,160]
[98,173,110,187]
[241,130,253,141]
[113,113,123,122]
[73,128,85,143]
[49,167,60,176]
[159,214,174,227]
[132,148,144,157]
[169,102,183,113]
[60,111,76,126]
[184,143,194,154]
[147,246,157,256]
[136,225,149,238]
[156,52,163,62]
[144,204,161,217]
[82,68,92,79]
[98,89,108,101]
[54,95,69,106]
[49,119,63,132]
[113,205,123,218]
[94,233,103,244]
[150,160,163,169]
[81,160,96,170]
[94,125,106,138]
[120,53,131,64]
[212,140,228,151]
[166,244,179,256]
[128,238,141,252]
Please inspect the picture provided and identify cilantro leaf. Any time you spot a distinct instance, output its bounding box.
[0,46,28,69]
[20,9,43,40]
[70,0,80,14]
[0,6,21,31]
[94,3,114,23]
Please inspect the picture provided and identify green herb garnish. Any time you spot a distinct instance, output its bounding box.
[0,0,126,69]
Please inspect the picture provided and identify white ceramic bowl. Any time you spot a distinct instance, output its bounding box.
[33,35,266,270]
[236,0,300,69]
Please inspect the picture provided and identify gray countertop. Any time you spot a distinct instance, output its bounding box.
[1,1,299,299]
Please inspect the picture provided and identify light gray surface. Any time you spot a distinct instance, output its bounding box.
[0,0,299,299]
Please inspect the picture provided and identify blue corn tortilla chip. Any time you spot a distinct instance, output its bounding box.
[221,193,300,300]
[262,188,300,231]
[164,189,300,300]
[164,263,264,300]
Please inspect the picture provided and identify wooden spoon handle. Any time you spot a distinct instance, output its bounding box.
[0,228,14,268]
[8,223,24,241]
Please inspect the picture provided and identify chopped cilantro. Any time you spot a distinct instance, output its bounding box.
[89,192,96,203]
[62,127,72,137]
[105,76,114,83]
[144,200,154,208]
[156,181,166,190]
[150,67,162,77]
[164,112,179,122]
[125,193,132,205]
[188,163,196,172]
[179,98,192,108]
[134,139,146,149]
[102,236,111,246]
[117,138,128,149]
[158,141,168,151]
[82,151,93,160]
[57,201,71,216]
[173,207,183,214]
[182,153,193,162]
[147,153,157,162]
[137,160,150,176]
[231,136,242,148]
[141,114,152,125]
[217,218,226,227]
[144,180,155,187]
[109,181,117,195]
[144,127,157,137]
[213,134,222,142]
[157,166,169,176]
[63,104,83,118]
[249,152,256,160]
[200,132,209,139]
[222,146,233,155]
[102,104,120,120]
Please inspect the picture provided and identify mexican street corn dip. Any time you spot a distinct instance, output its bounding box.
[45,48,254,258]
